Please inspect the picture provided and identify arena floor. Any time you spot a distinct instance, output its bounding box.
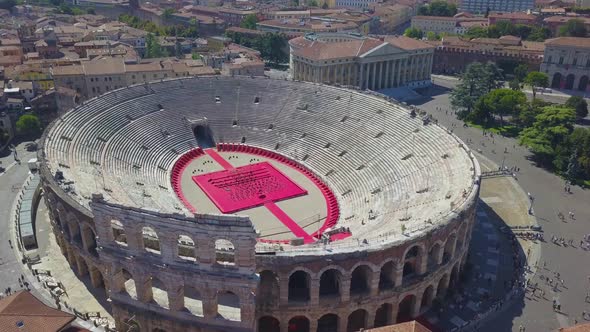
[176,147,331,242]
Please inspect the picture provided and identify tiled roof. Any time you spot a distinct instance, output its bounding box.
[385,36,435,50]
[488,11,536,20]
[0,291,74,332]
[545,37,590,48]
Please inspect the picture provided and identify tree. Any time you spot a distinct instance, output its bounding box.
[465,26,489,39]
[321,2,328,9]
[565,148,581,182]
[16,114,42,137]
[162,8,175,20]
[509,79,521,91]
[404,27,423,39]
[514,63,529,82]
[471,88,526,125]
[528,26,551,41]
[450,62,503,117]
[426,31,440,41]
[240,14,259,30]
[520,106,576,164]
[558,19,587,37]
[145,33,168,58]
[0,0,17,10]
[417,1,457,16]
[307,0,318,6]
[524,71,549,99]
[565,95,589,120]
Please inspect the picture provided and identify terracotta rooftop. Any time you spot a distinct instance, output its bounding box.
[559,322,590,332]
[364,320,432,332]
[545,37,590,48]
[293,38,383,60]
[488,11,536,20]
[0,291,75,332]
[385,35,435,51]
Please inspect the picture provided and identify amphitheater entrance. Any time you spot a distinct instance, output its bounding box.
[192,121,215,149]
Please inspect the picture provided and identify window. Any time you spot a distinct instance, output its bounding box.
[104,77,107,82]
[559,57,564,65]
[587,58,590,68]
[573,58,578,66]
[153,74,157,78]
[92,87,96,93]
[132,75,136,79]
[548,56,552,63]
[90,78,94,82]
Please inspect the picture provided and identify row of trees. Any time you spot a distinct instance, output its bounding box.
[118,14,199,38]
[464,21,551,41]
[225,30,288,65]
[403,27,445,41]
[450,62,590,183]
[417,0,457,17]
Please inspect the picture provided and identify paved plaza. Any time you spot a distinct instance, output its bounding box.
[412,85,590,331]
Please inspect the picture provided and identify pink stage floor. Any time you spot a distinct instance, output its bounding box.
[192,161,308,214]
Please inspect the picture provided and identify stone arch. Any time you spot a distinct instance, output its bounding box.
[436,274,449,299]
[347,309,368,332]
[397,294,416,323]
[177,234,196,261]
[66,213,82,246]
[148,276,169,309]
[579,75,589,91]
[443,233,457,264]
[89,264,105,289]
[402,243,425,279]
[379,260,395,290]
[551,72,562,89]
[257,270,279,306]
[350,265,372,296]
[80,222,97,256]
[183,285,204,317]
[118,268,137,300]
[420,285,435,311]
[214,238,235,265]
[566,74,575,90]
[288,315,310,332]
[141,226,161,254]
[427,241,443,270]
[217,290,241,321]
[317,313,339,332]
[319,268,342,297]
[374,303,393,327]
[258,316,280,332]
[288,270,311,302]
[111,219,127,246]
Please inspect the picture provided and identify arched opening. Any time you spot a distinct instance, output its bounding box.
[551,72,562,89]
[121,269,137,300]
[149,277,169,308]
[217,291,241,321]
[402,262,415,278]
[379,261,395,290]
[350,265,371,296]
[90,266,105,289]
[214,239,235,265]
[579,75,589,91]
[436,274,449,299]
[421,285,435,311]
[450,264,460,289]
[319,269,341,297]
[178,235,195,261]
[111,219,127,246]
[193,124,215,148]
[257,270,279,306]
[428,243,441,270]
[122,318,140,332]
[142,226,160,254]
[317,313,339,332]
[566,74,575,90]
[346,309,367,332]
[81,224,97,256]
[68,216,82,246]
[183,285,204,317]
[443,235,456,264]
[288,270,310,302]
[258,316,280,332]
[397,294,416,323]
[374,303,393,327]
[288,316,310,332]
[76,256,89,276]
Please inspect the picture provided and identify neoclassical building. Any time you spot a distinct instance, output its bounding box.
[289,33,434,90]
[541,37,590,92]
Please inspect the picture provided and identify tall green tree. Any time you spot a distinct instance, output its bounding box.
[404,27,423,39]
[240,14,259,29]
[145,33,168,58]
[514,63,529,82]
[524,71,549,99]
[16,114,42,137]
[450,62,503,117]
[476,88,527,125]
[558,19,588,37]
[520,106,576,163]
[417,1,457,16]
[565,95,589,120]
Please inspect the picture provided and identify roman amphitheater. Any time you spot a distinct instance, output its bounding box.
[38,76,480,332]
